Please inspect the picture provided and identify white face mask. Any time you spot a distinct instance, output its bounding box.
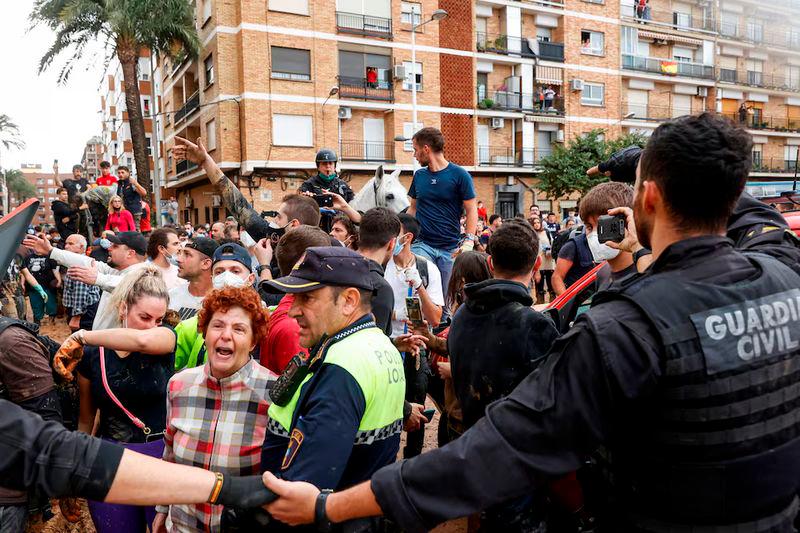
[587,231,620,262]
[212,271,249,290]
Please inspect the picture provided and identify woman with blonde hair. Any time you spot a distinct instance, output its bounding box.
[72,264,173,533]
[105,194,136,232]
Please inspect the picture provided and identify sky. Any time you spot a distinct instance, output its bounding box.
[0,1,104,172]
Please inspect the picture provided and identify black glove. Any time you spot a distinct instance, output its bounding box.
[216,475,278,508]
[597,146,642,183]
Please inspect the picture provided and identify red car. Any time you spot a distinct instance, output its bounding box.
[543,263,606,333]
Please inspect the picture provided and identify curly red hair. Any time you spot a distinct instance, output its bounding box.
[197,286,269,346]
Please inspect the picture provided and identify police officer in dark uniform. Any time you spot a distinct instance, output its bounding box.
[299,149,354,232]
[261,113,800,533]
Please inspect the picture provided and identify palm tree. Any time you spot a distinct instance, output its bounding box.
[3,169,37,204]
[0,114,25,216]
[30,0,200,192]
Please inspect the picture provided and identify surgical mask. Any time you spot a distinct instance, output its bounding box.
[393,236,406,256]
[587,231,620,262]
[100,238,112,250]
[318,171,336,183]
[165,253,180,267]
[212,270,248,290]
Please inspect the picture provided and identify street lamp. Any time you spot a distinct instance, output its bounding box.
[320,86,339,153]
[409,9,448,168]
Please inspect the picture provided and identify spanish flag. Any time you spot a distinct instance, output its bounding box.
[661,61,678,75]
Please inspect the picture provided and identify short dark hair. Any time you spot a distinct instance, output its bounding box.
[56,187,67,195]
[72,164,83,172]
[282,194,321,227]
[397,213,420,243]
[331,214,359,249]
[331,286,373,312]
[275,225,331,276]
[579,182,634,223]
[146,227,178,259]
[640,112,752,233]
[359,208,401,250]
[100,161,111,169]
[488,214,501,225]
[446,251,492,310]
[412,127,445,153]
[117,165,130,172]
[486,219,539,277]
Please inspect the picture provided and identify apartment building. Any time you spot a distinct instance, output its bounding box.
[156,0,800,226]
[80,135,104,181]
[11,164,65,226]
[99,51,158,178]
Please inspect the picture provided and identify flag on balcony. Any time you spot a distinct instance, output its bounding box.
[660,60,678,75]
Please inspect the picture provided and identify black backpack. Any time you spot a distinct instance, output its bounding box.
[551,225,584,259]
[414,255,429,289]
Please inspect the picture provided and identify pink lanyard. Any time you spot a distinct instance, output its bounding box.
[99,346,152,436]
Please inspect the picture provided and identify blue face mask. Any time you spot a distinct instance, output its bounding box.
[393,236,406,256]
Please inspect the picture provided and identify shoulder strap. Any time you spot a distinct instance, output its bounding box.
[99,347,152,436]
[414,255,429,289]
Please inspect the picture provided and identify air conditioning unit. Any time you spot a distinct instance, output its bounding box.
[571,79,584,92]
[211,194,222,207]
[338,107,352,120]
[184,194,193,208]
[393,64,407,81]
[555,130,565,143]
[491,117,505,129]
[697,86,708,97]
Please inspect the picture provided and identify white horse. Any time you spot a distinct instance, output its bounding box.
[350,165,410,213]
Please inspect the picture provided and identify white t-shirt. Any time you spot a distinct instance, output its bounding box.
[168,284,204,320]
[157,263,187,291]
[385,255,444,338]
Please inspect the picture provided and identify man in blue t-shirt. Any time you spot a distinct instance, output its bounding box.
[407,127,478,295]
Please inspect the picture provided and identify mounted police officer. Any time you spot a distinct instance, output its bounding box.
[299,150,354,232]
[262,112,800,533]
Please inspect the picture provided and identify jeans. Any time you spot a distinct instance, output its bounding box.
[411,241,456,301]
[131,212,142,232]
[28,287,57,323]
[0,505,27,533]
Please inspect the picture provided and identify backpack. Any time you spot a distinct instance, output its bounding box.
[551,225,584,259]
[414,255,429,289]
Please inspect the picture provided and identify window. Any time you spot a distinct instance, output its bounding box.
[202,0,212,22]
[272,114,313,146]
[401,2,421,26]
[752,144,763,169]
[580,30,604,55]
[403,122,423,151]
[537,28,552,42]
[477,72,488,100]
[746,20,764,42]
[36,179,44,185]
[672,94,691,117]
[621,26,638,55]
[785,145,798,168]
[402,61,423,91]
[746,58,763,85]
[268,0,308,15]
[720,12,739,37]
[581,83,604,106]
[787,65,800,90]
[673,11,692,29]
[206,119,217,151]
[48,188,56,194]
[143,97,151,114]
[673,46,694,63]
[204,55,214,87]
[271,47,311,81]
[145,136,152,156]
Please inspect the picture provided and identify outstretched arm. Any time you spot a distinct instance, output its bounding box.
[80,327,177,355]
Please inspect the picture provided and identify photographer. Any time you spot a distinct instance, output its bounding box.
[299,149,356,231]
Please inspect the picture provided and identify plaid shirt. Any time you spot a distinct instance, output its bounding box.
[159,358,276,532]
[62,273,101,315]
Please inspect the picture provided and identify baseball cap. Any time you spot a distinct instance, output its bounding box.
[264,246,374,294]
[185,236,219,259]
[212,242,251,269]
[107,232,147,255]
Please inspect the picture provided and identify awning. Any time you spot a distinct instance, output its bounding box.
[638,30,703,46]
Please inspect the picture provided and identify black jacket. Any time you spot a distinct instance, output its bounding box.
[367,259,393,337]
[449,279,559,428]
[52,200,78,237]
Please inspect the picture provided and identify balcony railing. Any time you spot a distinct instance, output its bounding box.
[751,157,798,173]
[477,32,566,62]
[337,76,394,101]
[621,103,692,121]
[174,160,198,177]
[716,69,800,93]
[621,54,715,79]
[718,20,800,51]
[174,91,199,124]
[477,146,553,167]
[720,112,800,133]
[624,4,716,33]
[476,89,565,115]
[340,140,396,163]
[335,11,392,38]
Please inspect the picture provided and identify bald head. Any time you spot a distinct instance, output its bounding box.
[65,233,87,253]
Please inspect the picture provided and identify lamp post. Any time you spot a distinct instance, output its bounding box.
[320,86,339,154]
[409,9,448,168]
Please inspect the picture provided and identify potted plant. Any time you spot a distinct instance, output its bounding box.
[479,98,495,109]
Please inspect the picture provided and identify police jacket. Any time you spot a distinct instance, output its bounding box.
[449,279,558,428]
[370,236,800,533]
[299,173,354,202]
[262,316,405,491]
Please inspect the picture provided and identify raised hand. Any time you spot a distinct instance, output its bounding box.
[173,136,209,166]
[23,235,53,256]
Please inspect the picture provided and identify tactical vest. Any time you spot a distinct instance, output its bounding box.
[0,318,53,399]
[268,319,405,447]
[592,253,800,531]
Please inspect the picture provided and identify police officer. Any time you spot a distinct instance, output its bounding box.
[260,247,406,525]
[299,149,355,231]
[262,113,800,532]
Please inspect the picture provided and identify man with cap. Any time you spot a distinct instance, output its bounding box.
[23,231,147,330]
[168,236,220,320]
[259,247,406,507]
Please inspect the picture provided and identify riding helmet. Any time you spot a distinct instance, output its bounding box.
[315,148,338,164]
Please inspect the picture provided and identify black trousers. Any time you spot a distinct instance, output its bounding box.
[402,350,430,459]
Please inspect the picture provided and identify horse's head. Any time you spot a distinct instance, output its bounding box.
[349,165,410,213]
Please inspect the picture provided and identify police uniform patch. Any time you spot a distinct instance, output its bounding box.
[281,428,304,470]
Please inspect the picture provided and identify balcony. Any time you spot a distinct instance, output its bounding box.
[751,157,798,173]
[621,54,715,79]
[621,103,690,121]
[624,4,716,33]
[538,41,565,62]
[477,146,553,167]
[718,21,800,51]
[335,11,392,39]
[716,69,800,93]
[174,160,198,177]
[720,112,800,133]
[340,140,395,163]
[337,76,393,101]
[174,91,199,124]
[476,33,565,62]
[477,88,565,115]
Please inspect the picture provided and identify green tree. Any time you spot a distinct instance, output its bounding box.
[537,129,648,199]
[30,0,201,192]
[3,169,37,204]
[0,114,26,216]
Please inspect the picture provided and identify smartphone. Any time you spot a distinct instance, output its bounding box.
[422,408,436,423]
[597,214,626,244]
[313,194,334,208]
[405,296,424,326]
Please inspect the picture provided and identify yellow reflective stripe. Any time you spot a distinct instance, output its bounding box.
[270,279,320,289]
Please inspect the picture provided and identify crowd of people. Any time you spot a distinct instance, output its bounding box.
[1,115,800,533]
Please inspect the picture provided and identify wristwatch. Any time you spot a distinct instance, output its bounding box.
[315,489,334,532]
[256,264,271,276]
[464,232,477,242]
[633,247,652,264]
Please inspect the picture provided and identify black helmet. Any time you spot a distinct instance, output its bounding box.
[315,149,338,164]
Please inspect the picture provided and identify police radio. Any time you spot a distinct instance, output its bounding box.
[269,354,311,406]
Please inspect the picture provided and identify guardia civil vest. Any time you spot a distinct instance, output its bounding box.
[267,318,405,468]
[593,253,800,531]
